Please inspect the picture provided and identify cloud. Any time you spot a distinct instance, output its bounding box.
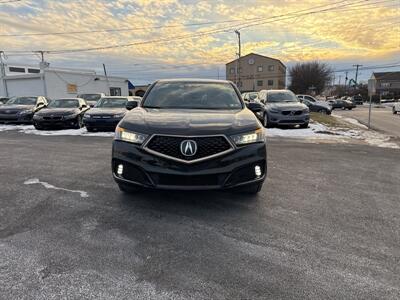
[0,0,398,83]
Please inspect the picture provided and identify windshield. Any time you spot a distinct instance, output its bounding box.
[143,82,242,110]
[6,97,37,105]
[48,99,79,108]
[77,94,101,101]
[248,93,258,100]
[95,98,128,108]
[267,91,299,103]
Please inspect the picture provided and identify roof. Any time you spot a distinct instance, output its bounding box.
[226,53,286,68]
[372,72,400,81]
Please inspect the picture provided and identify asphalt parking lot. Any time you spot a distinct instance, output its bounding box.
[333,105,400,138]
[1,131,399,299]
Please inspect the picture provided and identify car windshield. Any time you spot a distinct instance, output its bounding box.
[248,93,258,100]
[77,94,101,101]
[267,91,299,103]
[143,82,242,110]
[48,99,79,108]
[6,97,37,105]
[95,98,128,108]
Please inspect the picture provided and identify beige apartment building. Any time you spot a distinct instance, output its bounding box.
[226,53,286,92]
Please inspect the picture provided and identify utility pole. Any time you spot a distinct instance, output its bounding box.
[36,51,49,97]
[234,30,241,90]
[338,75,342,86]
[103,63,110,95]
[353,64,362,86]
[0,51,9,97]
[344,71,348,93]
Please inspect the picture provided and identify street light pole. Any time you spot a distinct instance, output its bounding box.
[0,51,9,97]
[235,30,241,90]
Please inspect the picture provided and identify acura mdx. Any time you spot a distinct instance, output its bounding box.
[112,79,267,194]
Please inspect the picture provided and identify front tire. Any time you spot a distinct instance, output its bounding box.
[318,109,327,114]
[86,127,95,132]
[263,113,272,128]
[299,122,309,128]
[393,107,397,114]
[238,182,263,194]
[118,183,141,194]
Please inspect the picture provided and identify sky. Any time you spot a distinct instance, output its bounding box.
[0,0,399,85]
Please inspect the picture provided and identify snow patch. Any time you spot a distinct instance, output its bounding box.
[24,178,89,198]
[0,124,114,137]
[266,123,331,138]
[332,115,368,129]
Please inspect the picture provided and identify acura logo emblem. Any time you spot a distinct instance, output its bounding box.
[180,140,197,156]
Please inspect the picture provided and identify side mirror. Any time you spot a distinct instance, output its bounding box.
[246,101,263,113]
[126,101,138,110]
[80,104,88,110]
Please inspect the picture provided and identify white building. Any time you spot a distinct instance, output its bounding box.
[0,63,129,98]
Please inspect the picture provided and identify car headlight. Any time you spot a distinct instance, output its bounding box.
[33,114,43,119]
[63,114,78,120]
[268,109,280,114]
[83,114,91,119]
[18,110,33,115]
[113,113,125,118]
[231,128,265,146]
[115,126,148,145]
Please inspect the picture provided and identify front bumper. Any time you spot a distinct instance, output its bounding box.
[83,117,121,131]
[112,140,267,190]
[268,111,309,125]
[33,116,79,128]
[0,113,34,124]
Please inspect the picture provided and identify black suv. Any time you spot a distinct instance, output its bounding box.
[112,79,267,194]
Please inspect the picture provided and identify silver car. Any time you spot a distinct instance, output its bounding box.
[257,90,310,128]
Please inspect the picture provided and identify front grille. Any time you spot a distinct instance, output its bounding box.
[43,116,62,120]
[282,110,302,116]
[92,115,112,119]
[145,135,233,162]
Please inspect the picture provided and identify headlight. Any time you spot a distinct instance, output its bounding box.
[268,109,280,114]
[63,114,78,120]
[18,110,32,115]
[231,128,265,146]
[113,113,125,118]
[115,126,148,145]
[83,114,91,119]
[33,114,43,119]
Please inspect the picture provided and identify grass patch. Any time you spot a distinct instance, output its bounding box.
[310,112,343,127]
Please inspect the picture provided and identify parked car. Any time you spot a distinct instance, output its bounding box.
[83,96,139,132]
[0,97,9,105]
[76,93,105,107]
[0,96,48,124]
[297,95,332,114]
[112,79,266,194]
[33,98,90,129]
[330,99,356,110]
[351,95,363,105]
[242,92,258,102]
[256,90,309,128]
[393,102,400,114]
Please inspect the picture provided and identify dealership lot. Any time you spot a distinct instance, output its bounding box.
[1,131,399,299]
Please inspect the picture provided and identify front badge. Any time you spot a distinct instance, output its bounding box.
[180,140,197,156]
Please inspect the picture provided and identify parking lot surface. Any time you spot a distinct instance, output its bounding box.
[334,105,400,138]
[1,132,399,299]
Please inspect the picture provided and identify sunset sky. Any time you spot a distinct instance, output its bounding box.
[1,0,399,85]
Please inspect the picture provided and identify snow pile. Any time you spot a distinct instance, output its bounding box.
[24,178,89,198]
[0,124,114,137]
[265,123,331,138]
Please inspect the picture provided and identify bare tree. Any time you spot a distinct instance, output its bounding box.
[289,62,333,94]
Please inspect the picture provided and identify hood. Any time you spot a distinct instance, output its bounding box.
[36,108,80,116]
[0,104,35,112]
[266,102,308,111]
[119,108,261,136]
[86,107,126,116]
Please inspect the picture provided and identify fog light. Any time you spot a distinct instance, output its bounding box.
[117,164,123,176]
[255,165,262,177]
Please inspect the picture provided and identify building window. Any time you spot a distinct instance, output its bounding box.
[9,67,25,73]
[110,87,122,96]
[230,67,235,74]
[268,80,274,86]
[28,68,40,74]
[257,80,263,87]
[238,67,242,73]
[381,82,391,87]
[257,66,263,72]
[268,65,274,71]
